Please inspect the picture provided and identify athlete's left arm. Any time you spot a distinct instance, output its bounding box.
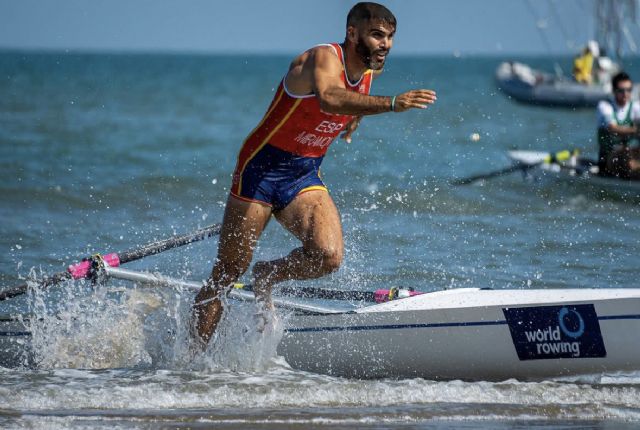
[340,116,362,143]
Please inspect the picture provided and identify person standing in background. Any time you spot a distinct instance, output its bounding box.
[574,40,599,85]
[597,71,640,178]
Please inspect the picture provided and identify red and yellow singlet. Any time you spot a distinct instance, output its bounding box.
[230,43,373,209]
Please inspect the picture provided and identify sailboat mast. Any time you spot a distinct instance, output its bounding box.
[595,0,639,60]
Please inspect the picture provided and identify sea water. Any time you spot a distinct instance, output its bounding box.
[1,51,640,428]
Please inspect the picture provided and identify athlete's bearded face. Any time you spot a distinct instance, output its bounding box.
[354,21,395,70]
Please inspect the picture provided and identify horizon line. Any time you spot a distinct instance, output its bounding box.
[1,46,627,59]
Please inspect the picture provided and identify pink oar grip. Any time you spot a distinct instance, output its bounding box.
[374,289,423,303]
[67,253,121,280]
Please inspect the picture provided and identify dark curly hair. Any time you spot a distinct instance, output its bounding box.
[346,2,396,29]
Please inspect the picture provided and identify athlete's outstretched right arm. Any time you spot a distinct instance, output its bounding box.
[309,47,437,116]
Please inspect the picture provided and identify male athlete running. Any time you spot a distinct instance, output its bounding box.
[192,2,437,345]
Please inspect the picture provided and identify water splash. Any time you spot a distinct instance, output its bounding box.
[184,298,286,373]
[26,280,158,369]
[23,278,285,373]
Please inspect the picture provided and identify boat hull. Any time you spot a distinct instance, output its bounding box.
[3,288,640,381]
[0,316,31,368]
[508,149,640,199]
[279,288,640,380]
[496,62,612,108]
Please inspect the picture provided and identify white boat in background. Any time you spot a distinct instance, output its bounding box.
[496,0,640,108]
[3,267,640,381]
[508,149,640,199]
[495,62,613,108]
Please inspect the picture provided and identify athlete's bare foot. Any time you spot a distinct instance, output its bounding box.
[253,307,280,333]
[188,300,217,355]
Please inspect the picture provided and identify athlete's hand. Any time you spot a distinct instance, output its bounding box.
[341,116,362,143]
[393,89,437,112]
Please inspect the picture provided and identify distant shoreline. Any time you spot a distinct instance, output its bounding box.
[3,47,638,61]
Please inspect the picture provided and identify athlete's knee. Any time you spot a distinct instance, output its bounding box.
[323,246,343,273]
[307,244,343,273]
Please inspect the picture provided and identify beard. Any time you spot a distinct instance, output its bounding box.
[355,36,387,70]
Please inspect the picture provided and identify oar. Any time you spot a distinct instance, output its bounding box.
[104,266,342,315]
[105,265,422,306]
[450,163,537,186]
[0,223,221,301]
[233,283,423,304]
[451,149,576,186]
[234,283,377,302]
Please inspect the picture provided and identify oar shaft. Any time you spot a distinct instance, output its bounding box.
[104,266,340,315]
[451,163,536,186]
[269,285,375,302]
[240,284,421,303]
[0,223,221,301]
[453,149,581,186]
[0,272,73,301]
[119,224,221,263]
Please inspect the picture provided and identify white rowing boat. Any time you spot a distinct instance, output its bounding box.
[2,267,640,381]
[281,287,640,380]
[508,149,640,199]
[495,62,614,108]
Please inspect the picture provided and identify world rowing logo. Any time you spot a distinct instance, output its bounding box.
[503,304,606,361]
[558,307,585,339]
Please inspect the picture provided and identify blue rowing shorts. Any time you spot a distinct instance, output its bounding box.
[230,144,327,211]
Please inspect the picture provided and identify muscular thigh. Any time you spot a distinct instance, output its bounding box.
[217,195,272,264]
[274,190,343,252]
